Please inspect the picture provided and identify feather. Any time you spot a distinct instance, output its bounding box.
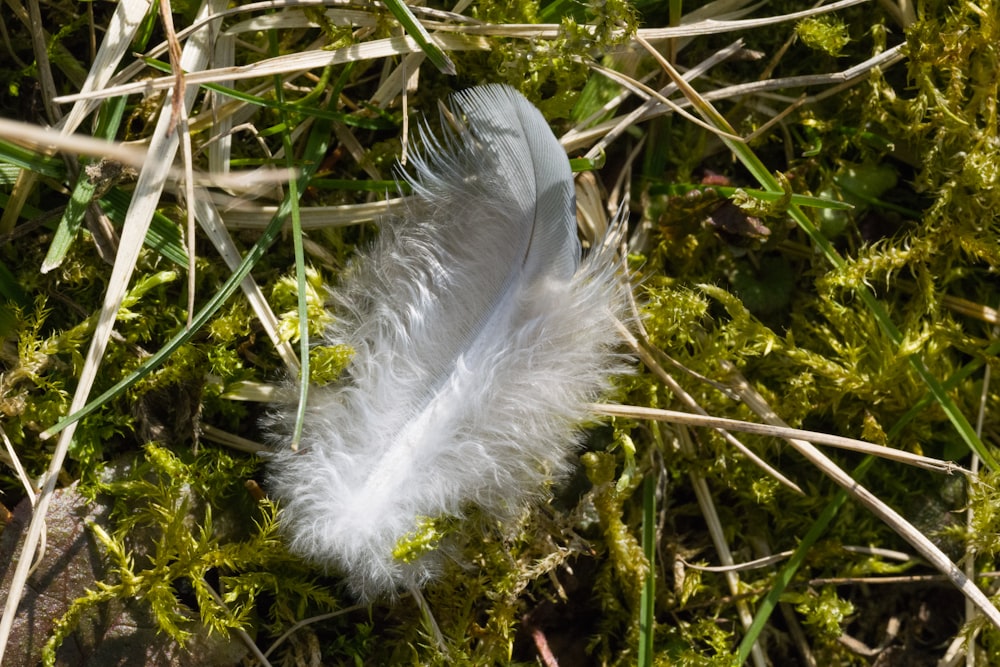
[264,84,630,601]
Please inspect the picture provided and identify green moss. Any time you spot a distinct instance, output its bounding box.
[392,515,456,564]
[43,444,341,661]
[791,587,855,641]
[462,0,637,118]
[796,16,851,57]
[583,450,648,612]
[308,344,353,384]
[271,266,334,342]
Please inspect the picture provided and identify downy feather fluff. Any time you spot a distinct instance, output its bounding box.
[265,84,630,600]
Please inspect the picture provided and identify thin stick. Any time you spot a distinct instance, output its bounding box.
[593,403,966,475]
[260,604,367,660]
[0,426,46,578]
[25,0,60,123]
[157,0,199,329]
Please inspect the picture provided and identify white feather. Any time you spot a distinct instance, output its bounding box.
[264,84,630,600]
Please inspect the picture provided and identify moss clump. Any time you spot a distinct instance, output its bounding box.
[796,16,851,57]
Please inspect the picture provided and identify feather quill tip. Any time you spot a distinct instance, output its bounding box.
[263,84,632,601]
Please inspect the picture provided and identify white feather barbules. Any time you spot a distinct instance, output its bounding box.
[265,84,630,600]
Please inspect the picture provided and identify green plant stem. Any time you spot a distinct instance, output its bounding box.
[637,472,656,667]
[269,27,310,452]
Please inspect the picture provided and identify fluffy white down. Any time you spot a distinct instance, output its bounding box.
[264,84,630,601]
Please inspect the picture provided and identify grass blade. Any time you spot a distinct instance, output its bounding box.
[42,96,129,273]
[637,472,656,667]
[383,0,456,75]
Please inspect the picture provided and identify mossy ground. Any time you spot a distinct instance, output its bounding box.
[1,0,999,665]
